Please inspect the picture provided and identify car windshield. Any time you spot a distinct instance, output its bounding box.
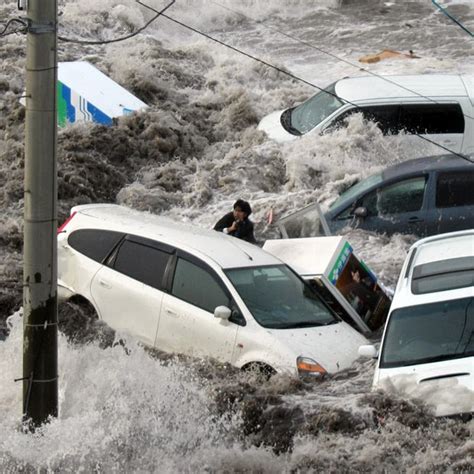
[380,297,474,368]
[329,173,383,211]
[225,265,338,329]
[288,82,344,135]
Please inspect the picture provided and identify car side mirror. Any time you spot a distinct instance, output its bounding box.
[358,344,378,359]
[353,206,368,218]
[214,305,232,320]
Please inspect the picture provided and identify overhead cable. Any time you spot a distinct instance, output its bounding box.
[210,1,474,121]
[432,0,473,37]
[0,17,27,37]
[58,0,175,45]
[154,8,472,162]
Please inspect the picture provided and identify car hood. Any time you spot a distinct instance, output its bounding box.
[257,110,298,143]
[375,357,474,417]
[266,321,368,373]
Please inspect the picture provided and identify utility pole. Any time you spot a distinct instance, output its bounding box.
[22,0,58,427]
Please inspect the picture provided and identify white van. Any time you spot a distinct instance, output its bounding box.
[359,230,474,417]
[57,204,368,376]
[258,74,474,155]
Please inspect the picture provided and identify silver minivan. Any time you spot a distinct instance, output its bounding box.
[258,74,474,155]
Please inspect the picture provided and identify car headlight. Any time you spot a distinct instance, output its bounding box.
[297,356,327,378]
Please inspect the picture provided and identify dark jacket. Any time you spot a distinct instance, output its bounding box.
[214,212,256,243]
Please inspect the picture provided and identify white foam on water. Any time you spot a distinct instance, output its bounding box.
[0,313,246,471]
[1,0,474,470]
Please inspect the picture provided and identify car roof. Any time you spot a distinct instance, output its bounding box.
[410,230,474,267]
[334,74,470,103]
[391,230,474,309]
[69,204,279,269]
[381,154,473,181]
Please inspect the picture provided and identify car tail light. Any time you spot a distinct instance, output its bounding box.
[297,356,327,378]
[57,211,77,234]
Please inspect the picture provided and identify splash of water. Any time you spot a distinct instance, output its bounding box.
[1,0,474,469]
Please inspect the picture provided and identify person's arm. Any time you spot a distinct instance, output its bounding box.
[214,213,235,233]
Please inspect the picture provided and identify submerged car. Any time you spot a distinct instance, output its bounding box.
[58,204,369,376]
[275,154,474,238]
[359,230,474,417]
[258,73,474,155]
[326,154,474,237]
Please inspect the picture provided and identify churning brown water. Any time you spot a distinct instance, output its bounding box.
[1,0,473,471]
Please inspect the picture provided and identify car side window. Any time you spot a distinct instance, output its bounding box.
[171,258,230,314]
[329,105,400,135]
[336,191,378,220]
[436,171,474,208]
[112,240,171,290]
[338,176,427,219]
[329,103,464,136]
[399,104,464,134]
[68,229,124,263]
[360,105,400,135]
[375,177,427,215]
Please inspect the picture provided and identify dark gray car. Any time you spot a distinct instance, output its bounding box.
[325,154,474,237]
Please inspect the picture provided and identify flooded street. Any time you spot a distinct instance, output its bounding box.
[1,0,473,470]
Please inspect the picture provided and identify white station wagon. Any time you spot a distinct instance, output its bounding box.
[258,74,474,155]
[58,204,368,376]
[359,230,474,417]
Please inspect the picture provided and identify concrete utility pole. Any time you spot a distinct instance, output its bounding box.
[22,0,58,426]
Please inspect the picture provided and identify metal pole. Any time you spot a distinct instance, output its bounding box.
[23,0,58,427]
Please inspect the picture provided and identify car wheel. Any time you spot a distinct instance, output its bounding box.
[58,296,115,348]
[242,362,276,379]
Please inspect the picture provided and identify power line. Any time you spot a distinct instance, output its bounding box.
[155,10,473,163]
[432,0,473,37]
[0,0,174,42]
[4,0,472,163]
[58,0,175,45]
[210,1,474,122]
[0,18,27,37]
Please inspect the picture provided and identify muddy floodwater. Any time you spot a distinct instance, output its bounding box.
[1,0,473,471]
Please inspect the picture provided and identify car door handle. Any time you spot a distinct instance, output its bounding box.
[164,308,178,317]
[98,279,112,289]
[408,217,423,223]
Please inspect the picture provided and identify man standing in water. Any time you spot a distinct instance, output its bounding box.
[214,199,257,244]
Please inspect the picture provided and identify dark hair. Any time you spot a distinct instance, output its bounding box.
[233,199,252,216]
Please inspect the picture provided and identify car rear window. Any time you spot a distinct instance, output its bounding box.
[112,239,171,290]
[68,229,124,263]
[399,103,464,134]
[411,256,474,294]
[436,171,474,208]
